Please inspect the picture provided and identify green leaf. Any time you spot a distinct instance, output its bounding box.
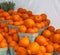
[0,1,15,11]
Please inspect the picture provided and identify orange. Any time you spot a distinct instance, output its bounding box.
[46,44,54,53]
[47,26,55,32]
[0,39,7,48]
[43,53,52,55]
[27,11,32,16]
[53,43,60,50]
[0,17,5,21]
[17,8,26,13]
[40,46,46,53]
[24,19,35,28]
[2,12,9,17]
[36,22,45,28]
[9,28,17,34]
[27,27,38,33]
[13,33,19,42]
[36,23,42,28]
[19,20,24,25]
[0,22,7,28]
[17,47,27,55]
[0,9,4,13]
[33,27,38,33]
[7,36,12,43]
[8,10,14,15]
[55,29,60,34]
[14,21,21,26]
[14,44,19,52]
[40,13,47,21]
[52,34,60,44]
[17,13,22,16]
[46,19,50,25]
[19,36,30,48]
[37,51,43,55]
[27,42,40,55]
[0,33,4,42]
[4,26,9,33]
[47,41,53,45]
[0,13,3,17]
[40,22,45,28]
[4,33,9,39]
[13,15,20,21]
[1,32,6,37]
[42,30,52,38]
[8,20,14,25]
[13,11,18,15]
[0,42,7,48]
[18,25,27,33]
[34,15,43,22]
[0,28,3,33]
[2,38,6,43]
[29,16,34,20]
[9,41,17,47]
[5,15,12,20]
[35,35,48,46]
[14,21,24,26]
[43,21,48,26]
[21,13,29,20]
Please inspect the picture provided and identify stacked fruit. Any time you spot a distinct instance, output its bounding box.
[6,28,19,43]
[0,33,8,48]
[7,8,50,33]
[0,8,50,33]
[0,9,11,20]
[0,8,60,55]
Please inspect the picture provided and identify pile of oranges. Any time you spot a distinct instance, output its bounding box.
[0,8,50,33]
[8,26,60,55]
[0,33,7,48]
[0,8,60,55]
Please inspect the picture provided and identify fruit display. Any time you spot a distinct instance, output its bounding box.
[0,8,60,55]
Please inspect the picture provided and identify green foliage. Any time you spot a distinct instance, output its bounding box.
[0,1,15,11]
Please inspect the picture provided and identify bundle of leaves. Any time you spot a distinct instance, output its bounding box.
[0,1,15,11]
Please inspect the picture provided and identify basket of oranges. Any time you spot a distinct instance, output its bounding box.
[8,37,28,55]
[0,33,8,55]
